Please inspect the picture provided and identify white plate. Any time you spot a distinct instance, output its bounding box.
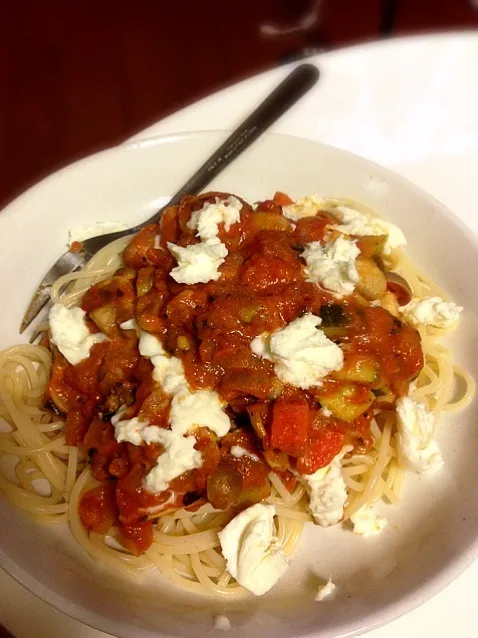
[0,131,477,638]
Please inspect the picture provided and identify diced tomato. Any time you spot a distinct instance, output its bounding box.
[122,224,161,269]
[79,483,117,534]
[194,429,221,490]
[273,191,293,207]
[393,324,424,384]
[81,276,136,318]
[160,206,181,246]
[348,412,373,453]
[83,418,124,479]
[296,426,345,474]
[108,457,130,478]
[65,398,97,446]
[116,465,176,524]
[65,342,108,395]
[239,233,302,295]
[270,400,309,457]
[70,240,83,253]
[118,520,154,555]
[292,213,333,246]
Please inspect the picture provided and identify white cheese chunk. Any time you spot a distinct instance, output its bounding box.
[213,615,231,632]
[350,505,387,536]
[282,195,327,221]
[330,205,406,255]
[152,355,189,395]
[400,296,463,328]
[396,396,443,474]
[218,504,289,596]
[138,332,188,394]
[119,318,138,330]
[68,221,128,244]
[302,236,360,296]
[49,303,107,366]
[250,313,344,389]
[169,388,231,437]
[301,448,350,527]
[111,413,149,446]
[230,445,260,461]
[138,331,166,358]
[130,331,231,493]
[142,426,202,493]
[168,238,228,284]
[315,576,336,602]
[186,196,242,241]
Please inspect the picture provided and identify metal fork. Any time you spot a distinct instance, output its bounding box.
[19,63,319,334]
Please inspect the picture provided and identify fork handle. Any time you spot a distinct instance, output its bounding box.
[136,63,319,228]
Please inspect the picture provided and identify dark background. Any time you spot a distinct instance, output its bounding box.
[1,0,477,211]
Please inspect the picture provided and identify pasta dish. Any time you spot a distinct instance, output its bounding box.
[0,192,474,599]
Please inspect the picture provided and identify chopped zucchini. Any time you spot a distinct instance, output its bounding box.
[356,235,387,258]
[252,212,291,231]
[321,326,349,340]
[263,450,289,472]
[238,303,260,323]
[89,306,118,338]
[176,335,191,350]
[333,354,380,384]
[356,257,387,300]
[136,267,154,297]
[318,384,374,422]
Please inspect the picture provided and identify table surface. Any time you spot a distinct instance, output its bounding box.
[2,31,478,638]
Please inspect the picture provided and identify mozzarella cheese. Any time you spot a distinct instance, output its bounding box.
[119,318,138,330]
[218,504,289,596]
[186,196,242,241]
[301,448,349,527]
[168,239,228,284]
[138,331,166,358]
[400,296,463,328]
[350,505,387,536]
[138,332,188,393]
[169,388,231,437]
[330,205,406,255]
[230,445,260,461]
[111,412,149,446]
[302,236,360,296]
[213,615,231,632]
[49,303,107,366]
[282,195,327,221]
[142,426,202,493]
[68,221,128,244]
[127,331,231,493]
[396,396,444,474]
[250,313,344,389]
[315,576,336,602]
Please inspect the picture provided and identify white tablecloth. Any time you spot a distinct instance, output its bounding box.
[2,31,478,638]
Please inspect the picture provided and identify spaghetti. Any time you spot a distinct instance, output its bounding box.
[0,192,474,598]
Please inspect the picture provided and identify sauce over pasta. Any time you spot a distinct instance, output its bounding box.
[45,192,422,556]
[0,191,473,598]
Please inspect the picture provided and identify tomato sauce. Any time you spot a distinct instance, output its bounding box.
[46,191,423,554]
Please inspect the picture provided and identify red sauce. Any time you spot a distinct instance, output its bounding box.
[47,191,423,555]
